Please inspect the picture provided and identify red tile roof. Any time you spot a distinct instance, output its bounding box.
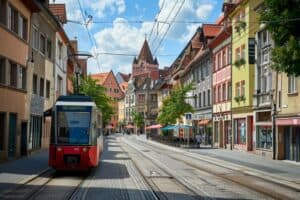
[91,72,110,85]
[202,24,222,37]
[49,4,67,24]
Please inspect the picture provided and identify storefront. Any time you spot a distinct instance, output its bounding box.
[277,118,300,162]
[199,119,212,145]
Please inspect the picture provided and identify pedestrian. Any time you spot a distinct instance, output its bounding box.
[196,134,202,148]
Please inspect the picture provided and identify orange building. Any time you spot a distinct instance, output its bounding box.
[91,71,124,133]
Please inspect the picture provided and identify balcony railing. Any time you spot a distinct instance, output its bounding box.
[253,91,272,108]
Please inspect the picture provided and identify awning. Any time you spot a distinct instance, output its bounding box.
[161,125,175,131]
[126,124,134,129]
[146,124,162,130]
[198,119,211,125]
[174,124,192,129]
[106,125,114,129]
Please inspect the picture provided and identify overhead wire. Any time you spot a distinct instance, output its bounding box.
[77,0,102,72]
[153,0,186,56]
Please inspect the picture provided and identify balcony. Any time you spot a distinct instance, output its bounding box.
[253,91,272,108]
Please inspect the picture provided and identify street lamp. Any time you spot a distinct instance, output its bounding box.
[74,64,82,94]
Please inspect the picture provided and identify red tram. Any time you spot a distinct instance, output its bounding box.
[48,95,103,170]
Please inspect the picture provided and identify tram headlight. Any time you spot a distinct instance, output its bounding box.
[57,147,62,151]
[82,147,88,152]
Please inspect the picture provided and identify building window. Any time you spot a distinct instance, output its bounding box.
[20,66,26,90]
[40,33,46,55]
[227,82,232,100]
[46,80,50,98]
[235,82,240,97]
[218,53,221,70]
[32,26,38,50]
[241,80,245,96]
[234,118,246,144]
[46,39,52,59]
[218,85,222,102]
[228,46,232,64]
[222,83,226,101]
[203,91,206,107]
[57,75,62,96]
[32,74,37,94]
[207,89,210,106]
[241,44,246,59]
[199,93,202,107]
[194,95,197,108]
[8,4,18,34]
[235,47,240,61]
[40,78,44,97]
[19,15,27,40]
[0,113,5,150]
[222,50,226,66]
[0,0,6,25]
[0,57,6,84]
[9,61,17,87]
[256,126,272,149]
[288,75,297,93]
[138,94,145,104]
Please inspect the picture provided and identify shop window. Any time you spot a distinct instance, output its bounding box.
[234,118,246,144]
[256,126,272,149]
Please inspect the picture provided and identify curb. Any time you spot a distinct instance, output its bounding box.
[139,137,300,192]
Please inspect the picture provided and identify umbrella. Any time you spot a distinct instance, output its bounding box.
[126,124,134,129]
[146,124,162,130]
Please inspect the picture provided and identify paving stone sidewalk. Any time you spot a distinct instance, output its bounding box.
[0,150,49,195]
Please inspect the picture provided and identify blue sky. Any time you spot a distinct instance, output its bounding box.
[54,0,223,74]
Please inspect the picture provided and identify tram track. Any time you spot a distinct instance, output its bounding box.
[119,137,204,200]
[124,136,300,199]
[0,168,89,200]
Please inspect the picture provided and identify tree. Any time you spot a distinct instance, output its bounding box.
[131,111,144,134]
[157,82,194,125]
[260,0,300,75]
[76,76,114,125]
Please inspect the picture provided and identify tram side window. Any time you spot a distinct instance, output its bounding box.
[57,111,90,144]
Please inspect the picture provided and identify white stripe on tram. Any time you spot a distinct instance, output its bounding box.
[56,101,96,106]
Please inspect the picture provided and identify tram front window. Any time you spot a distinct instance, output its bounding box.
[57,109,91,144]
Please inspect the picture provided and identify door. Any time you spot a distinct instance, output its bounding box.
[8,113,17,157]
[247,116,253,151]
[21,121,27,156]
[284,127,290,160]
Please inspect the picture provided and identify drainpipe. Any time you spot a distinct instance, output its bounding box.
[272,70,278,160]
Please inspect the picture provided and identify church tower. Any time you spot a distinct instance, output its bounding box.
[132,39,159,80]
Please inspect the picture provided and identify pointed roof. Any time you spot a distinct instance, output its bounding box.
[137,39,154,64]
[90,72,110,85]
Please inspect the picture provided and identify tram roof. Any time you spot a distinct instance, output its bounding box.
[57,95,93,102]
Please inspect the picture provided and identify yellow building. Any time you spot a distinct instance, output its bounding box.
[230,0,261,151]
[276,73,300,161]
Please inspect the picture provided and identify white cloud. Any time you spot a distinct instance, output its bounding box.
[196,4,214,20]
[89,18,153,74]
[89,0,126,18]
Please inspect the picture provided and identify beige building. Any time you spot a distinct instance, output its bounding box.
[0,0,38,161]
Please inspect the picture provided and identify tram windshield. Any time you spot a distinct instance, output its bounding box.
[57,106,91,144]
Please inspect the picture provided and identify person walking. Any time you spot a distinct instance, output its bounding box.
[196,134,202,148]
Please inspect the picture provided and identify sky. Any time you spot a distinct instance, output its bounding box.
[53,0,223,74]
